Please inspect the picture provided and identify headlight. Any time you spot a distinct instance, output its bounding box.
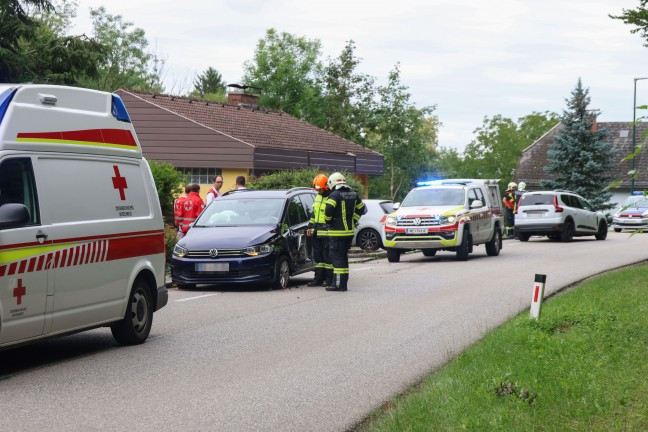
[173,244,188,257]
[386,216,397,225]
[243,244,273,256]
[446,216,456,224]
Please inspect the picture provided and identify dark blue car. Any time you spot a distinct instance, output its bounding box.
[171,188,316,289]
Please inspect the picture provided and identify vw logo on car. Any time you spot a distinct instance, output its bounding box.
[209,249,219,258]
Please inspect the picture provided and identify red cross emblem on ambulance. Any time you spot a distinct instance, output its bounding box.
[112,165,128,200]
[13,278,26,305]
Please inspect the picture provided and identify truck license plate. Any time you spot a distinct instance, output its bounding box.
[196,262,229,272]
[406,227,428,234]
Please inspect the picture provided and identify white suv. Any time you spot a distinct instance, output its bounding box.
[515,190,607,242]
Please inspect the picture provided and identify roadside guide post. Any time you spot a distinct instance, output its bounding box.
[530,274,547,320]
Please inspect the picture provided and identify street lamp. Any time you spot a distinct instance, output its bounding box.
[631,77,648,195]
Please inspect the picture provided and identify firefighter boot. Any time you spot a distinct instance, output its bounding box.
[326,274,348,292]
[322,269,333,287]
[307,268,325,287]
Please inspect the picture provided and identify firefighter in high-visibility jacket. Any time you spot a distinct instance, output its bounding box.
[306,174,333,287]
[323,172,366,292]
[502,182,517,238]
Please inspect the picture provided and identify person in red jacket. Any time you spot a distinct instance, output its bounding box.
[179,184,205,237]
[173,185,190,238]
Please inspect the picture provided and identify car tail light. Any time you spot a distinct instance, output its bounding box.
[553,196,564,212]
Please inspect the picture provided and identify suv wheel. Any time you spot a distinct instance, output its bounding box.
[386,248,401,263]
[357,228,382,251]
[456,229,470,261]
[485,229,501,256]
[271,256,290,289]
[561,220,575,242]
[595,220,608,240]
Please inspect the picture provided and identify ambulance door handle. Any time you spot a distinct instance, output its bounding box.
[36,230,48,244]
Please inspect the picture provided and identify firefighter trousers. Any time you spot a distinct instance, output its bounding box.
[329,236,353,289]
[311,234,332,284]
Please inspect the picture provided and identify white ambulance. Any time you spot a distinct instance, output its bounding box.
[0,84,167,350]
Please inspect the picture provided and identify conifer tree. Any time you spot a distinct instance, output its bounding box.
[542,78,615,209]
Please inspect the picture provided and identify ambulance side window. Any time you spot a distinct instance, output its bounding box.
[0,158,40,225]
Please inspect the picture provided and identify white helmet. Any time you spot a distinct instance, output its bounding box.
[327,172,347,189]
[508,182,517,189]
[518,182,526,191]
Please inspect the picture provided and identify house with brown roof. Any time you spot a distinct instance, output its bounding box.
[115,88,383,198]
[515,120,648,207]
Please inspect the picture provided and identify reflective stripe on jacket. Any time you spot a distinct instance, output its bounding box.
[309,193,330,236]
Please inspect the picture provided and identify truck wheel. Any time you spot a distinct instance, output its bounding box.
[421,249,437,257]
[485,229,501,256]
[111,278,153,345]
[386,248,401,263]
[456,229,470,261]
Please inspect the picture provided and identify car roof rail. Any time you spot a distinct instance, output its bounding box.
[286,187,313,194]
[222,189,252,196]
[553,189,576,194]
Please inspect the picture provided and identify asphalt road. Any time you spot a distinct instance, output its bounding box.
[1,232,647,432]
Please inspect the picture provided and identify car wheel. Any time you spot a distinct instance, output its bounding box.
[176,283,195,290]
[560,220,574,242]
[421,249,437,257]
[111,278,153,345]
[456,229,470,261]
[386,248,401,263]
[518,232,530,242]
[595,220,608,240]
[357,228,382,251]
[486,229,501,255]
[614,228,621,233]
[271,256,290,290]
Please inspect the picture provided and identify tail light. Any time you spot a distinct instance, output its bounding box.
[553,196,564,212]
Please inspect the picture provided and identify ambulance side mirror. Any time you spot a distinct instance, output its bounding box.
[0,203,31,230]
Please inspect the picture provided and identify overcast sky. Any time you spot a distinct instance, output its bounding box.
[72,0,648,151]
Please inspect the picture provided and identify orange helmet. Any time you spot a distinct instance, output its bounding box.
[312,174,329,191]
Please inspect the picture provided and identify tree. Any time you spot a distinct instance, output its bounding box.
[542,79,615,209]
[610,1,648,46]
[242,28,325,126]
[80,6,164,92]
[365,64,437,201]
[461,111,559,188]
[190,66,226,101]
[1,0,104,84]
[148,160,185,218]
[323,40,375,143]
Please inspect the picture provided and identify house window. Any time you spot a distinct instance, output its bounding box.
[177,167,221,184]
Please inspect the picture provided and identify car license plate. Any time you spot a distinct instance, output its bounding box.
[406,227,428,234]
[525,210,545,217]
[196,262,229,272]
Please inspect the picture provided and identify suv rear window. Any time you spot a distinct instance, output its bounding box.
[518,194,554,206]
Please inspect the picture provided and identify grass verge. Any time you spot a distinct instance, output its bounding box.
[356,264,648,431]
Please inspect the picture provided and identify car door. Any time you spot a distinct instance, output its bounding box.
[578,197,599,233]
[0,157,51,345]
[468,187,489,243]
[284,195,311,272]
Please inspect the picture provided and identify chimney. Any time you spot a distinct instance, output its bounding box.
[586,109,599,131]
[227,84,260,108]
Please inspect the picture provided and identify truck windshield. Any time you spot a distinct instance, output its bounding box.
[401,188,465,207]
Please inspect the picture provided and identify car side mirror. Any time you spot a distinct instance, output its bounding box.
[393,202,401,210]
[470,200,483,209]
[0,203,31,230]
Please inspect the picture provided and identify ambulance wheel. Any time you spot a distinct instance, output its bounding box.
[386,248,401,263]
[614,228,621,233]
[421,249,437,257]
[456,229,470,261]
[271,256,290,290]
[486,229,501,256]
[111,278,153,345]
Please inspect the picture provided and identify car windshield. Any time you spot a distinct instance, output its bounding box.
[401,188,465,207]
[622,197,648,209]
[195,198,284,226]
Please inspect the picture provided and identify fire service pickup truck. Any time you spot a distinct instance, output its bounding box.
[382,179,504,262]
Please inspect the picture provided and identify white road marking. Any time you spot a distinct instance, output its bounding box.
[175,293,219,302]
[354,267,373,271]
